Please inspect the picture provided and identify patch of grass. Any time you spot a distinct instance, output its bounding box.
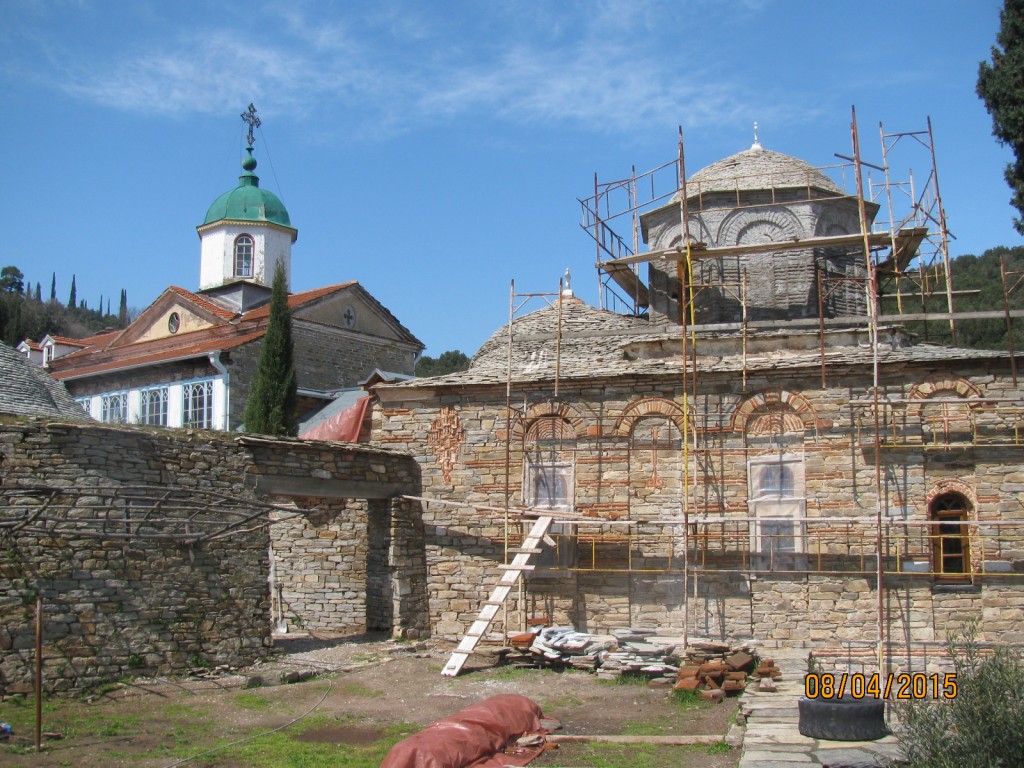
[671,688,702,709]
[542,691,584,709]
[235,692,272,710]
[622,716,676,736]
[609,672,651,686]
[487,665,535,681]
[219,719,419,767]
[704,740,730,754]
[334,681,383,698]
[542,742,719,768]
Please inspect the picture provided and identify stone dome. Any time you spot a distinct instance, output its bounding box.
[687,145,841,196]
[202,148,292,228]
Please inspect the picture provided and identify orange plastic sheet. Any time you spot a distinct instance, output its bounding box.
[381,693,552,768]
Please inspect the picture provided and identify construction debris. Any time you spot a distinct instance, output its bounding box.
[498,627,773,697]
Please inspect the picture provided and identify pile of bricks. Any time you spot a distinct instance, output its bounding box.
[673,642,775,700]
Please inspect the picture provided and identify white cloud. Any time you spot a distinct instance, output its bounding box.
[16,0,808,139]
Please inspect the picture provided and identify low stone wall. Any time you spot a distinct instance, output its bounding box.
[0,420,426,695]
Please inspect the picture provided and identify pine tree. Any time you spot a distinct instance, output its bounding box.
[978,0,1024,234]
[50,272,56,302]
[68,275,77,308]
[242,262,297,436]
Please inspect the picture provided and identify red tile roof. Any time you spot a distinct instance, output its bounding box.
[47,282,361,381]
[168,286,239,320]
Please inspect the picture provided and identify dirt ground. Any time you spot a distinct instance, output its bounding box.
[0,632,740,767]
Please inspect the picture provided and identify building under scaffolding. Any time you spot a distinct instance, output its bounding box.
[373,109,1024,677]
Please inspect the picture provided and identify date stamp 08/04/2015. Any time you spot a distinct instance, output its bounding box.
[804,672,958,700]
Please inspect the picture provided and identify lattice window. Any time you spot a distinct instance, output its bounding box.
[183,381,213,429]
[100,392,128,424]
[139,387,169,426]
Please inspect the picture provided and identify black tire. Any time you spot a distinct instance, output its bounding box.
[798,695,888,741]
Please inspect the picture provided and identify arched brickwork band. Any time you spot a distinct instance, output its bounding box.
[732,390,820,435]
[613,397,689,436]
[908,377,982,401]
[509,401,591,442]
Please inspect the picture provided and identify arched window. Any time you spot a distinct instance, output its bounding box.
[234,235,254,278]
[930,492,971,578]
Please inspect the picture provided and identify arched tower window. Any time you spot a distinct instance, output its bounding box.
[930,492,971,579]
[234,234,254,278]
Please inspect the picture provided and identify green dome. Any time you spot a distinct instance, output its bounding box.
[202,148,292,228]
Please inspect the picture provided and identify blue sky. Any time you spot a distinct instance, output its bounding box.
[1,0,1018,357]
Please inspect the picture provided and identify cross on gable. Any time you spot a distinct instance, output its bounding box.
[343,307,356,327]
[241,103,261,148]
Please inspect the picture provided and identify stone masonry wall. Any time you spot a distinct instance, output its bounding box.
[0,421,426,695]
[375,359,1024,657]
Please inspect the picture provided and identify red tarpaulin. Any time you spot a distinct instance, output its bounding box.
[298,395,369,442]
[381,694,552,768]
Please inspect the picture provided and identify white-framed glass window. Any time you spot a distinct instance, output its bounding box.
[525,459,574,511]
[139,387,169,426]
[43,345,55,366]
[234,234,254,278]
[182,380,214,429]
[75,397,93,417]
[100,392,128,424]
[748,454,806,570]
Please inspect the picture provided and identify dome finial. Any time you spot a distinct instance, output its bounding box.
[241,103,261,149]
[751,121,762,151]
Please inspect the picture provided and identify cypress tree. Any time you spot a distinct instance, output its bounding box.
[242,262,297,436]
[68,275,77,308]
[118,289,128,326]
[50,272,56,302]
[978,0,1024,233]
[34,282,41,302]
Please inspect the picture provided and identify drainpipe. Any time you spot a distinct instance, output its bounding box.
[209,351,230,430]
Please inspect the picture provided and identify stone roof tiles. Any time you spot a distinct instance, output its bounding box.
[0,342,89,420]
[384,300,1008,391]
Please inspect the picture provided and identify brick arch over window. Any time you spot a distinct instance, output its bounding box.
[613,397,689,436]
[509,401,591,442]
[907,377,982,409]
[732,390,821,436]
[926,479,977,511]
[907,377,980,445]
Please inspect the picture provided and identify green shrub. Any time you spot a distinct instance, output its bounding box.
[893,623,1024,767]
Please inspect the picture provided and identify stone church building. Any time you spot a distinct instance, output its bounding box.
[373,139,1024,662]
[35,137,422,432]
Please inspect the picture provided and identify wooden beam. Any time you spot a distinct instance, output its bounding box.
[599,231,893,268]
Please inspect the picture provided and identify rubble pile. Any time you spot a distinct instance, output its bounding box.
[674,642,767,698]
[501,627,774,697]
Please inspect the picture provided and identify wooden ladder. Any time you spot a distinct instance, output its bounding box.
[440,514,555,677]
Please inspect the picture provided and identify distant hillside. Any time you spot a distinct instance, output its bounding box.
[0,266,129,346]
[880,245,1024,350]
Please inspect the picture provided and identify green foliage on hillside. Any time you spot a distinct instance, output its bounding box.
[0,264,128,347]
[415,349,470,377]
[880,245,1024,349]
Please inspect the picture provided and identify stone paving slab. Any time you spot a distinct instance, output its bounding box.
[737,651,902,768]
